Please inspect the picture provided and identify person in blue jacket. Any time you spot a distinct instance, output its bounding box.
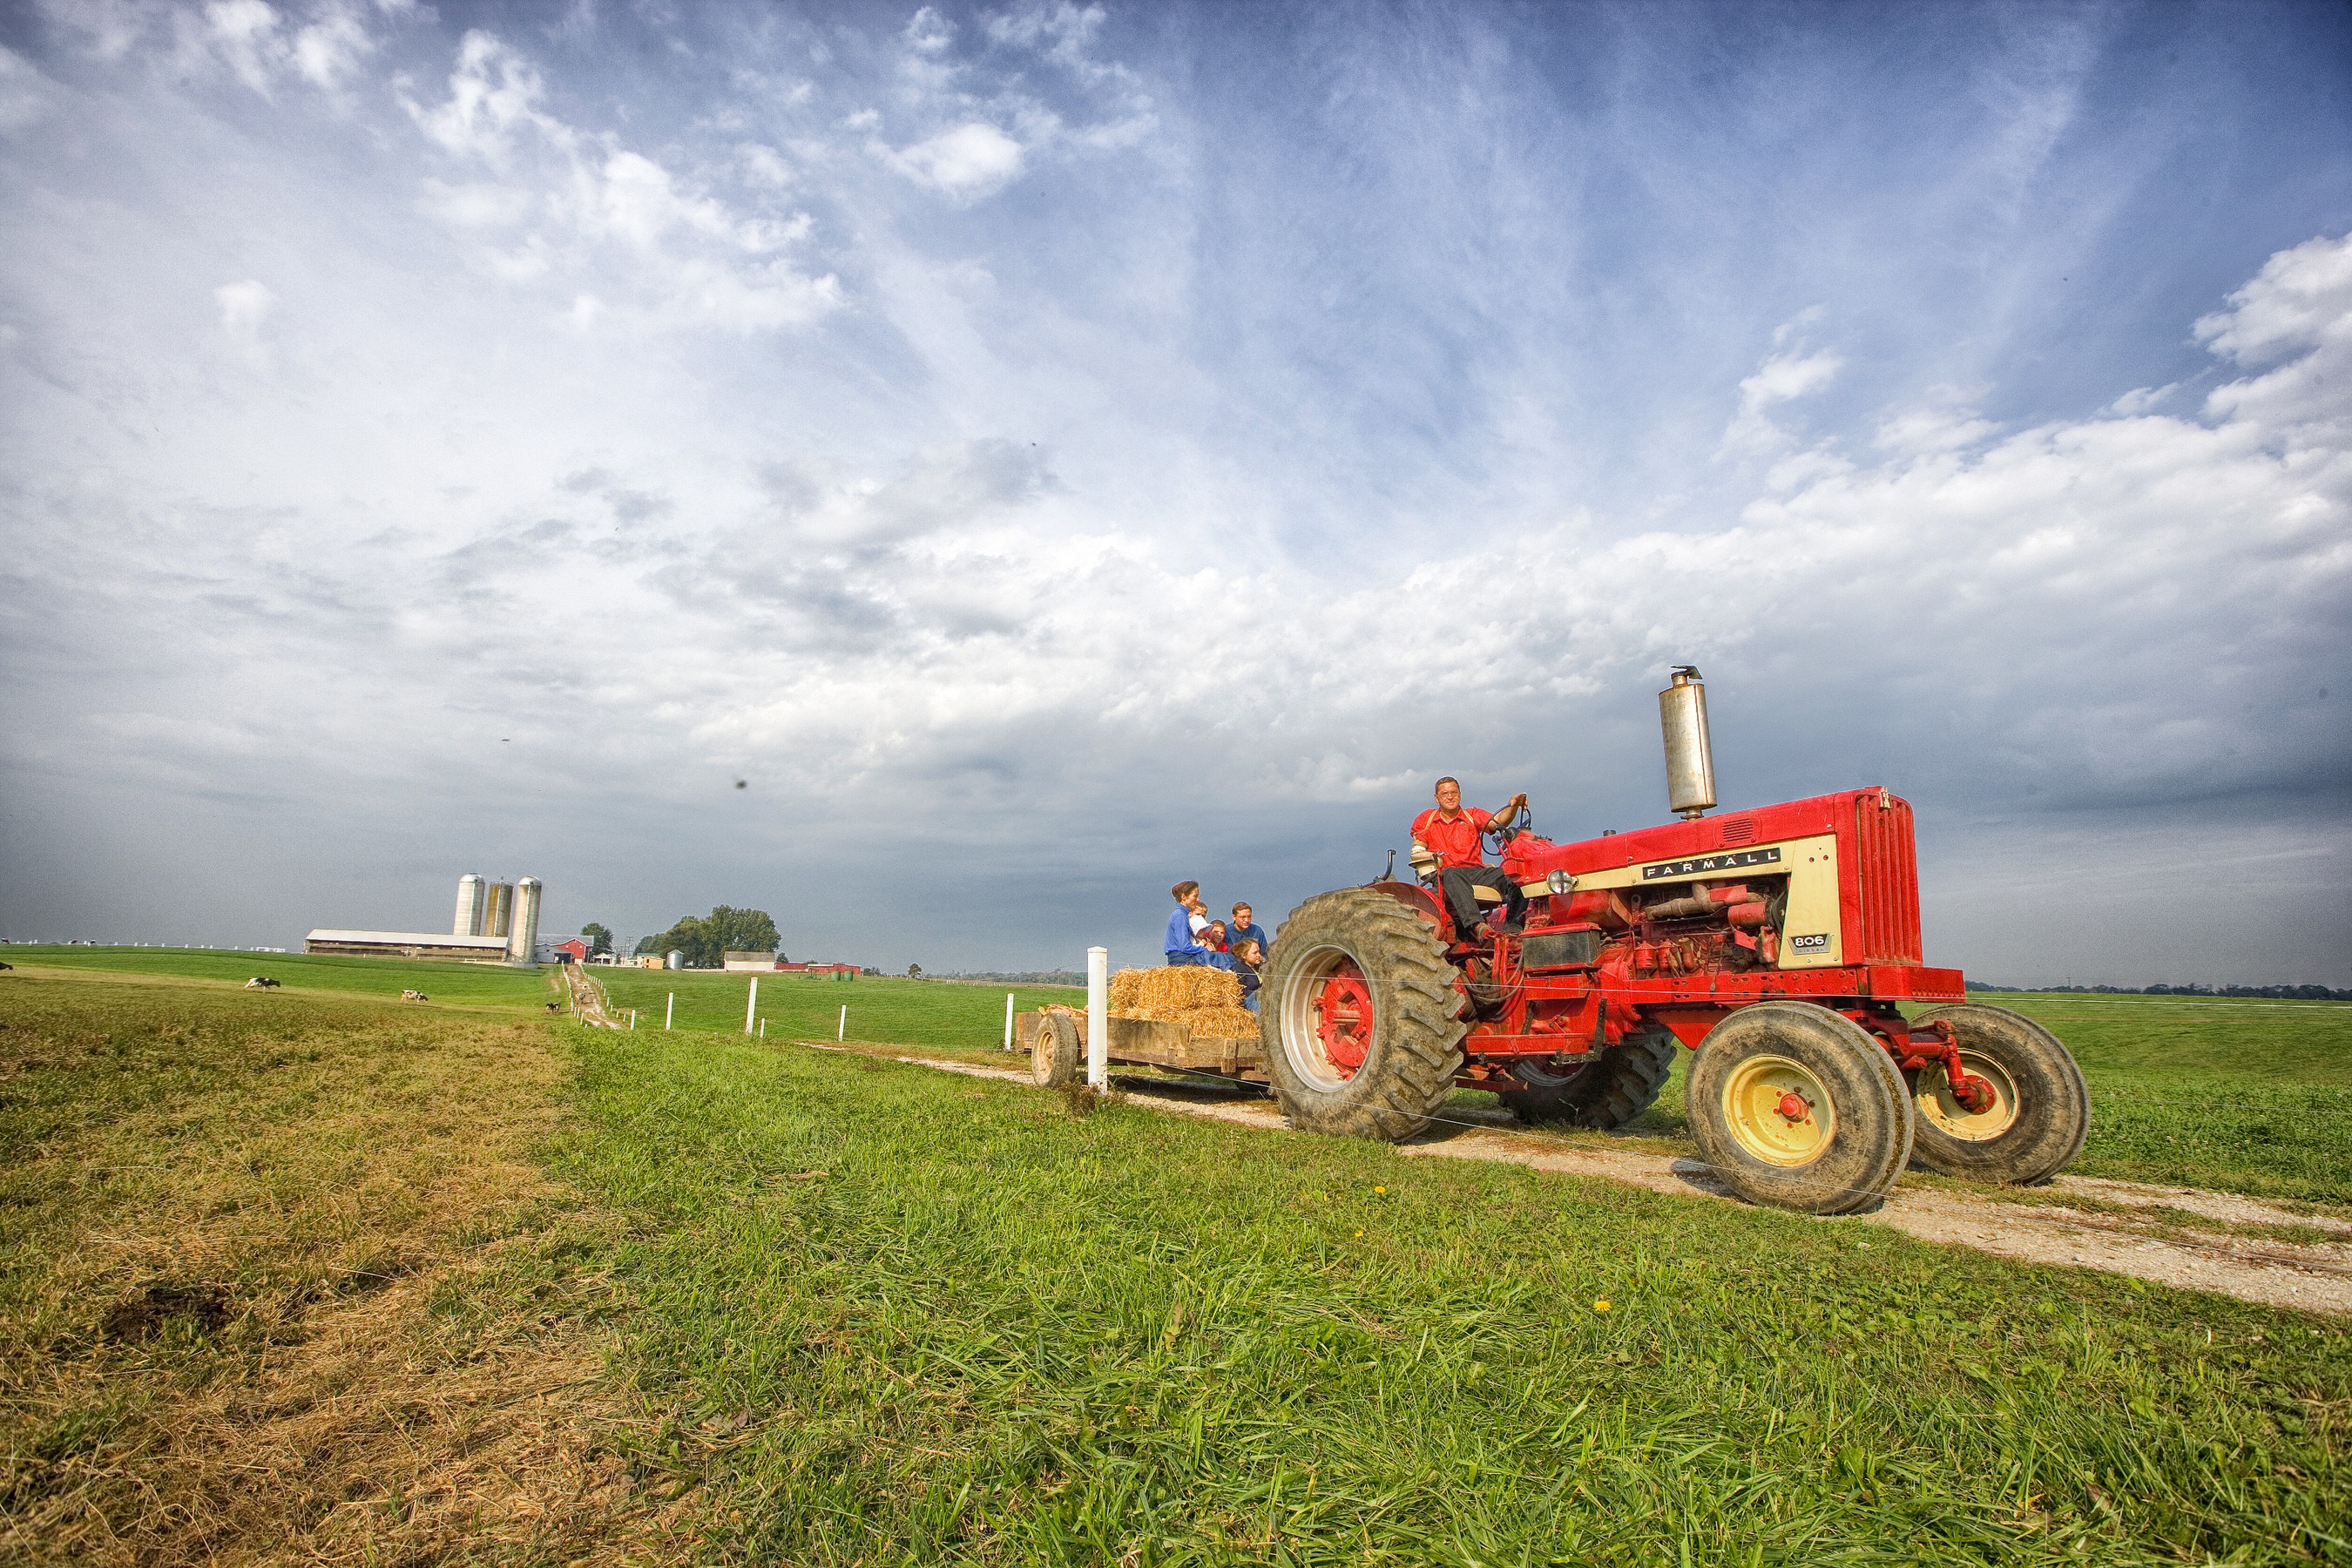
[1165,881,1213,965]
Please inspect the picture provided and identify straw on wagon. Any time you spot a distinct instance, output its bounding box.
[1106,966,1259,1040]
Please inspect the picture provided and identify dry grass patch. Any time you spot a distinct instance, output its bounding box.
[0,975,684,1566]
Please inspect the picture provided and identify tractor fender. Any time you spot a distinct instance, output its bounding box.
[1363,878,1447,932]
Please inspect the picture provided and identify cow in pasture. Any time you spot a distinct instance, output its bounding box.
[401,989,429,1002]
[244,977,280,990]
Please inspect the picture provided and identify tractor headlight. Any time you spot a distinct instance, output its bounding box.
[1545,869,1578,896]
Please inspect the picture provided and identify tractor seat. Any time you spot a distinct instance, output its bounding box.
[1471,886,1505,903]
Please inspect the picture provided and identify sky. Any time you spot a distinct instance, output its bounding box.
[1,0,2347,985]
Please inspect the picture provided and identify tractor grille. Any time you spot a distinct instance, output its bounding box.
[1720,815,1755,845]
[1850,792,1923,964]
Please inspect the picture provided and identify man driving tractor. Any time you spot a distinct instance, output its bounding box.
[1410,777,1530,936]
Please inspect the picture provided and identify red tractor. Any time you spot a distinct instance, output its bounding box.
[1256,668,2088,1214]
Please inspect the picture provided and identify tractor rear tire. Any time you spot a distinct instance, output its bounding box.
[1031,1012,1080,1089]
[1500,1030,1679,1130]
[1686,1003,1914,1215]
[1905,1004,2088,1186]
[1260,888,1467,1142]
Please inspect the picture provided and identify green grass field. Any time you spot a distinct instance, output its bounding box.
[591,966,1081,1050]
[2,943,558,1012]
[4,966,2345,1565]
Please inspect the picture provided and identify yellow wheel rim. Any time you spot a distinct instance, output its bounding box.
[1722,1054,1835,1167]
[1916,1050,2019,1142]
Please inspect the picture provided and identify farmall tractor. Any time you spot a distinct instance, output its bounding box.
[1256,669,2089,1213]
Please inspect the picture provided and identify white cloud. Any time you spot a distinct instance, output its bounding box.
[401,34,838,333]
[1720,341,1844,456]
[2197,233,2352,443]
[189,0,379,96]
[881,120,1026,201]
[213,278,275,366]
[406,30,562,164]
[1872,389,1997,455]
[904,6,955,56]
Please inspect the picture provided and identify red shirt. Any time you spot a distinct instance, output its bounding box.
[1411,807,1491,869]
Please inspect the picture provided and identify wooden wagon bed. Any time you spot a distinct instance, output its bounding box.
[1016,1010,1267,1080]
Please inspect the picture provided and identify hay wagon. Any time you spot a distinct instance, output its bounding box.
[1018,1008,1267,1087]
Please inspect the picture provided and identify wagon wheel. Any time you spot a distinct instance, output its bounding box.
[1259,889,1466,1142]
[1904,1004,2088,1185]
[1686,1003,1913,1214]
[1500,1030,1679,1129]
[1030,1012,1081,1089]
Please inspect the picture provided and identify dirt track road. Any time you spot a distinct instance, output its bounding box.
[832,1044,2352,1316]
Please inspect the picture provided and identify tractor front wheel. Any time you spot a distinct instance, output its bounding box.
[1500,1030,1679,1130]
[1905,1004,2088,1185]
[1260,889,1466,1141]
[1030,1012,1080,1088]
[1686,1003,1913,1214]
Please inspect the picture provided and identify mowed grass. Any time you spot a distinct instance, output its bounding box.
[3,943,558,1012]
[0,972,667,1564]
[4,967,2349,1564]
[550,1027,2351,1565]
[594,967,1081,1050]
[1578,995,2352,1207]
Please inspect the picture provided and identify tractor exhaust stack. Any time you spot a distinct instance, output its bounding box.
[1659,666,1716,820]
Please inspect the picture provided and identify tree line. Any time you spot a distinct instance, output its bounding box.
[626,906,782,969]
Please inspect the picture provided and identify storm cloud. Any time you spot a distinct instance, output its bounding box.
[1,1,2346,984]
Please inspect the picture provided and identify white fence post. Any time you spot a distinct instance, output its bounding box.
[666,993,674,1031]
[759,1018,767,1038]
[1004,990,1015,1051]
[838,1004,847,1042]
[1086,946,1108,1089]
[745,977,759,1035]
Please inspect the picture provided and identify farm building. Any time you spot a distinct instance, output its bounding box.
[722,950,780,971]
[547,937,590,963]
[304,929,511,960]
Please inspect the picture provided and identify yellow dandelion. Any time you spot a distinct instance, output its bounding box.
[1354,1229,1365,1238]
[1593,1299,1612,1313]
[1374,1186,1387,1194]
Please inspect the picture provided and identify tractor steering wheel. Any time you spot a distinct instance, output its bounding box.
[1483,799,1527,845]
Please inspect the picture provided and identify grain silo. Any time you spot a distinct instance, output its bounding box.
[510,877,542,963]
[453,873,487,936]
[484,882,514,940]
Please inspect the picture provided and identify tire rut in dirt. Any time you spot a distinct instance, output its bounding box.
[1500,1030,1679,1131]
[1260,888,1466,1142]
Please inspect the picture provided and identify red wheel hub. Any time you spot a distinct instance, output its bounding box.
[1313,961,1374,1078]
[1952,1073,1997,1116]
[1774,1090,1813,1125]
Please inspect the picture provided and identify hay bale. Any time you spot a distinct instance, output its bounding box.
[1172,1002,1260,1039]
[1107,965,1243,1021]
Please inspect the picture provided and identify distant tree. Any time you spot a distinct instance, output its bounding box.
[907,963,924,979]
[580,923,613,957]
[633,934,662,957]
[645,906,781,969]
